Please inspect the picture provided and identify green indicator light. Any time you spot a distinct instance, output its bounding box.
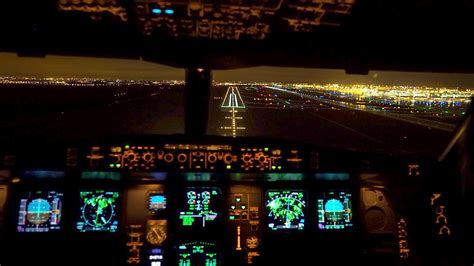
[193,246,204,253]
[109,164,114,168]
[229,215,235,220]
[226,165,231,169]
[116,164,121,168]
[264,147,269,151]
[181,216,194,226]
[272,166,276,170]
[277,166,282,170]
[124,145,130,149]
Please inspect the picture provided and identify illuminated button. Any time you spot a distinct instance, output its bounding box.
[152,8,162,14]
[164,9,174,15]
[230,204,236,210]
[235,197,241,202]
[241,205,246,210]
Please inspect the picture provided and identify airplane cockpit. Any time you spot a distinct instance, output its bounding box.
[0,0,473,266]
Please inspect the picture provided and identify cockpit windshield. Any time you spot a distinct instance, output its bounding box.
[1,53,473,157]
[210,67,473,156]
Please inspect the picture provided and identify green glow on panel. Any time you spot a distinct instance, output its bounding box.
[182,216,194,226]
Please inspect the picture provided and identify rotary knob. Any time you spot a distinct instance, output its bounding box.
[241,153,253,163]
[123,150,138,162]
[142,152,154,163]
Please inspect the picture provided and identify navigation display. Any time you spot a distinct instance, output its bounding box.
[76,189,120,232]
[17,190,63,233]
[178,187,221,228]
[265,190,306,231]
[317,190,353,230]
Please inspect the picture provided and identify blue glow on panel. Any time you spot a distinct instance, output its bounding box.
[314,173,350,181]
[165,9,174,15]
[150,172,167,180]
[129,172,168,181]
[325,199,344,212]
[22,170,65,179]
[149,248,163,255]
[152,8,162,14]
[148,193,166,211]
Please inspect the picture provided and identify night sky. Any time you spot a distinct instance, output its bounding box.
[2,52,474,88]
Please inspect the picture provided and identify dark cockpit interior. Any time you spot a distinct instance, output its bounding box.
[0,1,474,266]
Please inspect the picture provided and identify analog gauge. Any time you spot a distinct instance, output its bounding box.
[146,220,167,245]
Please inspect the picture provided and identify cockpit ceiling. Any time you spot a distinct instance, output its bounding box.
[58,0,355,40]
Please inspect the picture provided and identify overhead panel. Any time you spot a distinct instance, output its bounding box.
[56,0,356,39]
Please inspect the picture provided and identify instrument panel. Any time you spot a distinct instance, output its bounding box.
[0,135,437,266]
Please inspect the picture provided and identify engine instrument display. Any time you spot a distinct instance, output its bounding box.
[148,191,166,212]
[177,241,219,266]
[179,187,220,228]
[265,190,306,230]
[317,190,353,230]
[17,190,63,233]
[76,190,120,232]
